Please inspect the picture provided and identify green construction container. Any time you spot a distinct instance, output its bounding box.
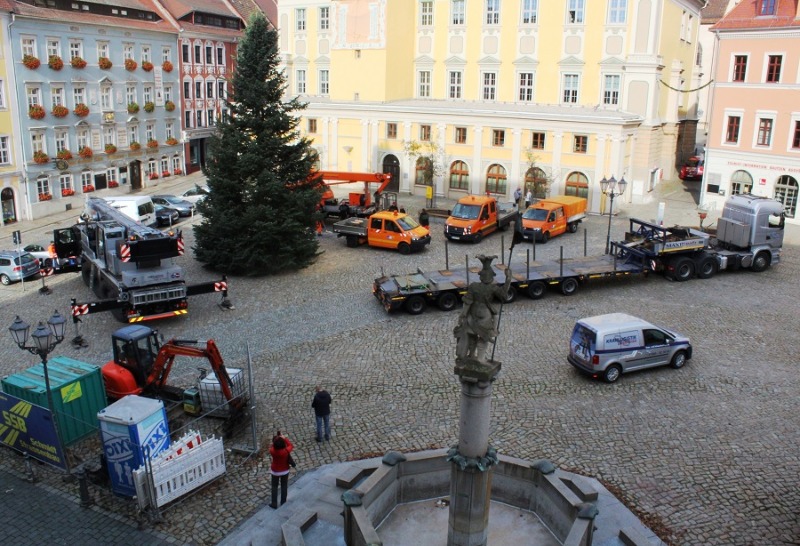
[1,355,107,446]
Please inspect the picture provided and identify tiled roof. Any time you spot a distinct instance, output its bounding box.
[0,0,14,11]
[701,0,736,24]
[10,0,177,33]
[228,0,276,27]
[176,21,243,39]
[159,0,238,20]
[713,0,800,30]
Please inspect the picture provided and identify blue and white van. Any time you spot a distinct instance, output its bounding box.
[568,313,692,383]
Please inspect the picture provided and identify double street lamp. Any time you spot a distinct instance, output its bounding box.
[9,310,68,470]
[600,176,627,254]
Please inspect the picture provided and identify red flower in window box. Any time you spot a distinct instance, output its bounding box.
[57,149,73,160]
[143,101,155,113]
[124,58,137,71]
[105,144,117,154]
[161,60,173,72]
[149,173,159,180]
[23,55,41,69]
[142,61,154,72]
[162,171,171,178]
[48,55,64,70]
[98,57,112,69]
[83,184,95,193]
[38,193,52,201]
[78,146,93,159]
[71,56,87,69]
[51,105,69,118]
[173,169,183,176]
[108,180,119,188]
[73,103,89,117]
[164,100,175,112]
[61,188,75,197]
[129,141,141,151]
[33,151,49,164]
[146,139,159,149]
[28,105,46,119]
[165,137,178,146]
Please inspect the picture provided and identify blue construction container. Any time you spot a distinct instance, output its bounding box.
[97,395,170,497]
[1,355,107,446]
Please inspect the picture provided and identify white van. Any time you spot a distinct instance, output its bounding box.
[103,196,156,226]
[568,313,693,383]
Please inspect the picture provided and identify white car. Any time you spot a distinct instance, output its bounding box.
[181,185,209,204]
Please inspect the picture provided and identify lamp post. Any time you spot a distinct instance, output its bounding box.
[9,310,68,471]
[600,176,627,254]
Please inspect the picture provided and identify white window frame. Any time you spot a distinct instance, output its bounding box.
[146,122,155,142]
[26,86,42,108]
[37,177,51,198]
[141,45,151,63]
[47,38,60,58]
[753,111,777,149]
[103,126,115,147]
[485,0,500,25]
[126,86,137,105]
[73,87,86,107]
[319,69,329,95]
[448,70,463,99]
[319,7,330,31]
[51,86,65,107]
[452,0,465,25]
[59,173,73,191]
[55,129,68,152]
[81,171,92,190]
[144,85,154,103]
[418,70,431,98]
[123,43,134,60]
[518,72,534,101]
[420,1,434,26]
[162,47,171,63]
[607,0,626,25]
[21,37,36,57]
[567,0,585,24]
[100,85,112,109]
[76,129,88,150]
[521,0,538,25]
[296,8,306,32]
[97,41,109,59]
[69,40,83,60]
[31,132,45,154]
[562,73,580,104]
[482,72,497,101]
[166,122,175,140]
[296,69,306,94]
[128,124,139,145]
[602,74,621,105]
[0,136,9,165]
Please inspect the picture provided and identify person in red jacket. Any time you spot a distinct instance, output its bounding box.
[268,431,294,508]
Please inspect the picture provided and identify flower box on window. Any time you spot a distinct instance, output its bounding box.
[29,105,46,119]
[165,137,178,146]
[124,58,137,71]
[98,56,112,69]
[71,56,87,69]
[149,173,159,180]
[57,149,73,160]
[174,169,183,176]
[146,139,159,149]
[127,102,139,114]
[161,171,171,178]
[108,180,119,188]
[161,60,173,72]
[129,141,141,151]
[23,55,41,69]
[78,146,93,159]
[105,144,117,154]
[61,188,75,197]
[33,151,49,164]
[83,184,95,193]
[38,193,52,201]
[142,61,154,72]
[73,103,89,117]
[143,101,155,113]
[51,105,69,118]
[164,100,176,112]
[48,55,64,70]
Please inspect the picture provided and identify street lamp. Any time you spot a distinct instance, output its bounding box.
[9,310,68,470]
[600,176,627,254]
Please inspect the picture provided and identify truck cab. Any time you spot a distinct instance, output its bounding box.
[333,210,431,254]
[445,195,515,242]
[522,196,587,243]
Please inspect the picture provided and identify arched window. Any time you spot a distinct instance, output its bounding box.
[730,170,753,195]
[485,164,507,194]
[415,156,432,186]
[524,167,548,198]
[565,172,588,198]
[774,175,798,218]
[449,160,469,190]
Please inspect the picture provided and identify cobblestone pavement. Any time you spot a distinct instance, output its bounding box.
[0,177,798,545]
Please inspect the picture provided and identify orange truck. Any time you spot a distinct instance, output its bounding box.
[312,171,394,218]
[444,195,517,243]
[331,210,431,254]
[521,195,587,243]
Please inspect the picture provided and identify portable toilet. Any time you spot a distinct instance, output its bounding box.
[97,395,170,497]
[1,356,107,446]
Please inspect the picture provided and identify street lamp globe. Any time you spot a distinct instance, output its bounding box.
[47,310,67,342]
[31,322,53,352]
[9,316,31,348]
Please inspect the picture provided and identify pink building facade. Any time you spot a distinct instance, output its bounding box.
[702,0,800,224]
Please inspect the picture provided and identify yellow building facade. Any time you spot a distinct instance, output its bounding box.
[0,10,24,226]
[279,0,704,213]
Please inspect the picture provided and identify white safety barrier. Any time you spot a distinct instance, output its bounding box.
[133,431,226,510]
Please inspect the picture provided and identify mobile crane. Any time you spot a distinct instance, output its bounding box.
[102,324,245,420]
[312,171,396,218]
[55,197,230,324]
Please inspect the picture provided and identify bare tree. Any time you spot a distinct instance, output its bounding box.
[404,139,447,207]
[523,149,555,199]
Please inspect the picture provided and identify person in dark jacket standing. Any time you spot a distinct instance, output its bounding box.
[268,432,293,508]
[312,386,332,442]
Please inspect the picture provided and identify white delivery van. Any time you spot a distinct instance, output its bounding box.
[567,313,693,383]
[103,196,156,226]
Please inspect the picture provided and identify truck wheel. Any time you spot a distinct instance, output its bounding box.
[604,364,622,383]
[397,242,411,255]
[670,351,688,369]
[437,292,458,312]
[560,278,578,296]
[526,281,546,300]
[751,251,770,272]
[404,295,426,315]
[473,231,483,244]
[503,285,517,303]
[346,235,358,248]
[696,256,718,279]
[541,232,550,243]
[671,257,695,282]
[568,222,579,233]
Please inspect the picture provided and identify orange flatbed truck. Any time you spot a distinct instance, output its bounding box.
[332,210,431,254]
[522,195,587,243]
[444,195,517,243]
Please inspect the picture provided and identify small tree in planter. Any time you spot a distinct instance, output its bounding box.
[129,141,141,151]
[33,151,49,164]
[127,102,140,114]
[143,101,155,113]
[48,55,64,70]
[124,58,137,71]
[51,105,69,118]
[73,103,89,117]
[23,54,41,69]
[71,56,87,68]
[142,61,154,72]
[105,144,117,154]
[98,56,112,69]
[164,100,176,112]
[78,146,93,159]
[161,60,173,72]
[29,105,46,119]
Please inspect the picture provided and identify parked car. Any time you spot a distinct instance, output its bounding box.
[152,195,196,217]
[24,244,80,272]
[154,204,180,227]
[568,313,692,383]
[180,185,209,204]
[679,156,704,180]
[0,250,40,285]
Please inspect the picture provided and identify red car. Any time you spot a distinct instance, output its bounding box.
[679,156,704,180]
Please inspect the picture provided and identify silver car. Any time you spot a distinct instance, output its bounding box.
[568,313,693,383]
[0,250,40,285]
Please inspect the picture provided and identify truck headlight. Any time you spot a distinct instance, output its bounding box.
[464,226,471,234]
